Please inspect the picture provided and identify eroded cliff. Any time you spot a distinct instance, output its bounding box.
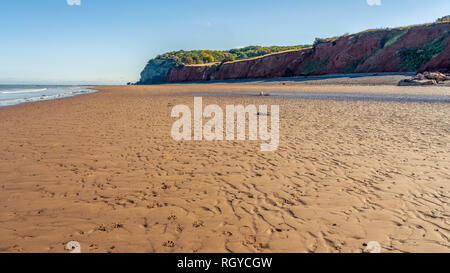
[138,22,450,84]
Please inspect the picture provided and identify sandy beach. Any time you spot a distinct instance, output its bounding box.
[0,79,449,253]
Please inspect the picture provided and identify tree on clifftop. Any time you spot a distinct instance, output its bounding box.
[436,15,450,22]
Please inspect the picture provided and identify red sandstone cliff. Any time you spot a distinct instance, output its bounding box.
[163,22,449,83]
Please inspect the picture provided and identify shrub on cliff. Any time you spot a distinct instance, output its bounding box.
[436,15,450,22]
[398,30,449,71]
[313,37,340,47]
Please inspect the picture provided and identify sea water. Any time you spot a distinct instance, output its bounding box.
[0,85,96,107]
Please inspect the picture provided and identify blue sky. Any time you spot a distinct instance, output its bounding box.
[0,0,449,84]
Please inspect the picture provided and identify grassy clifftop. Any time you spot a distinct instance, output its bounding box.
[149,45,311,66]
[138,45,311,84]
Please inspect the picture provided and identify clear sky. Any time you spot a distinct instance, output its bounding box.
[1,0,449,84]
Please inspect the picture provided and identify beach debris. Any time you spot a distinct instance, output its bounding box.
[163,240,175,248]
[257,112,270,116]
[193,220,204,228]
[398,71,450,86]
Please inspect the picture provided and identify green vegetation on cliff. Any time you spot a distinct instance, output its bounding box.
[301,58,329,75]
[436,15,450,22]
[153,45,311,66]
[138,45,311,84]
[398,30,450,71]
[313,36,342,47]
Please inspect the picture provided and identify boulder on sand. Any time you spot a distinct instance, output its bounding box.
[399,71,450,86]
[422,71,450,82]
[413,73,425,80]
[398,79,437,86]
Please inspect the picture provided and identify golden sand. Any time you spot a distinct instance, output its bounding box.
[0,83,449,253]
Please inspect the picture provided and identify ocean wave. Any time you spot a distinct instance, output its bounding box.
[0,88,95,107]
[0,88,48,94]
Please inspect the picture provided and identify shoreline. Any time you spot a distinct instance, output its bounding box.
[2,72,450,109]
[0,86,97,109]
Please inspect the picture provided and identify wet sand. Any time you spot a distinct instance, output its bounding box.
[0,81,449,253]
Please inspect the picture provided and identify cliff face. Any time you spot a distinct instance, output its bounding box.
[139,22,450,84]
[139,59,176,84]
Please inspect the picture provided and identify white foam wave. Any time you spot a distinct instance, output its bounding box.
[0,88,95,107]
[0,88,48,94]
